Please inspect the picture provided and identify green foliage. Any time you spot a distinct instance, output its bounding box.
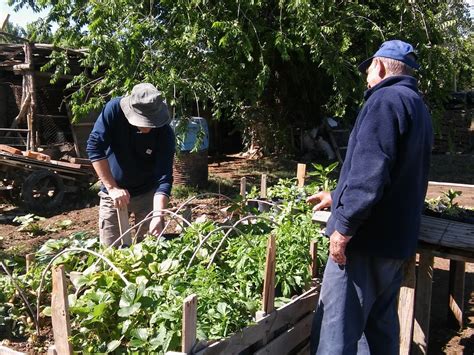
[425,189,468,218]
[13,214,47,236]
[1,181,326,353]
[8,0,472,152]
[307,162,339,193]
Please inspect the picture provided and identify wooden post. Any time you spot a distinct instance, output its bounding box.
[182,206,192,223]
[1,14,10,31]
[23,43,37,151]
[240,177,247,199]
[412,251,434,355]
[182,294,197,353]
[398,255,416,355]
[309,241,318,279]
[262,234,276,315]
[297,163,306,188]
[25,253,34,272]
[260,174,267,199]
[116,206,132,246]
[50,265,73,355]
[447,260,465,329]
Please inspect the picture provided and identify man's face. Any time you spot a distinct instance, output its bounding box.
[366,58,383,89]
[137,127,152,134]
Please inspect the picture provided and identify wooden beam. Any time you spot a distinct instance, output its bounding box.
[240,177,247,199]
[297,163,306,187]
[260,174,267,199]
[447,260,465,329]
[0,14,10,31]
[254,313,313,355]
[25,254,35,273]
[398,255,416,355]
[51,265,73,355]
[182,294,198,353]
[310,240,318,279]
[262,234,276,315]
[412,251,434,355]
[116,206,132,246]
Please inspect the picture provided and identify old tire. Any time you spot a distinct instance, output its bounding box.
[21,170,65,211]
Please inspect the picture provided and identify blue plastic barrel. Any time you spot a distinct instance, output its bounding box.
[171,117,209,152]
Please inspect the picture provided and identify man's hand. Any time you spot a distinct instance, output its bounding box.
[149,216,165,236]
[329,230,351,265]
[306,191,332,211]
[108,187,130,208]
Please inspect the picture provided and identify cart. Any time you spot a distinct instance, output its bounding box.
[0,150,96,211]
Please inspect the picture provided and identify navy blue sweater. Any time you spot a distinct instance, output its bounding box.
[86,97,175,197]
[326,76,433,259]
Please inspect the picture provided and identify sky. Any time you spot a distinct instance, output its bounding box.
[0,0,49,29]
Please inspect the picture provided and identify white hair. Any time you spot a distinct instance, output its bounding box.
[378,56,415,76]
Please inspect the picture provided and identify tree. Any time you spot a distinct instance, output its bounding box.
[9,0,473,154]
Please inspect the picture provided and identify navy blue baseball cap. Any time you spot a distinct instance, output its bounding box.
[358,40,420,73]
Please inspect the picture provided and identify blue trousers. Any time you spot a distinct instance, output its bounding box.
[311,249,405,355]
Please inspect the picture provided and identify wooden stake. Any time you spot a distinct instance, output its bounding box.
[51,265,73,355]
[182,294,197,353]
[240,177,247,199]
[25,253,34,273]
[262,234,276,315]
[412,251,434,355]
[447,260,465,329]
[116,206,132,246]
[182,206,192,223]
[0,14,9,31]
[398,255,416,355]
[297,163,306,187]
[309,241,318,279]
[260,174,267,199]
[23,43,38,151]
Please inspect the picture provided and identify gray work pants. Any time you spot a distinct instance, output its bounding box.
[98,189,154,247]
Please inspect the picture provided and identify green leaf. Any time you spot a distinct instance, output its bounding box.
[131,327,149,341]
[106,340,121,352]
[119,284,137,307]
[117,302,141,317]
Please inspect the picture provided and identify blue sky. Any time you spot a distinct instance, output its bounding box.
[0,0,49,29]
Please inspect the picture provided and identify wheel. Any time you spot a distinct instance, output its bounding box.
[21,170,65,211]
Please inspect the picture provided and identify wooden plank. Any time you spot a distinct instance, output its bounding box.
[0,14,10,31]
[49,159,81,169]
[297,163,306,187]
[447,260,465,329]
[116,206,132,246]
[428,181,474,188]
[419,216,474,252]
[22,150,51,162]
[240,177,246,199]
[195,287,319,355]
[412,251,434,355]
[260,174,267,199]
[68,157,91,165]
[312,212,474,254]
[0,144,21,155]
[182,294,197,353]
[254,312,313,355]
[51,265,73,355]
[310,240,318,279]
[398,255,416,355]
[25,253,35,273]
[262,234,276,315]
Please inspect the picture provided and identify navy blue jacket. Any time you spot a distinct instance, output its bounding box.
[86,97,175,197]
[326,76,433,259]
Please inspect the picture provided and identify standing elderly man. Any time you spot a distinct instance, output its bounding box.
[307,40,433,354]
[87,83,175,247]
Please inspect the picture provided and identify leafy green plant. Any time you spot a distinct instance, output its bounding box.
[13,214,47,236]
[307,162,339,193]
